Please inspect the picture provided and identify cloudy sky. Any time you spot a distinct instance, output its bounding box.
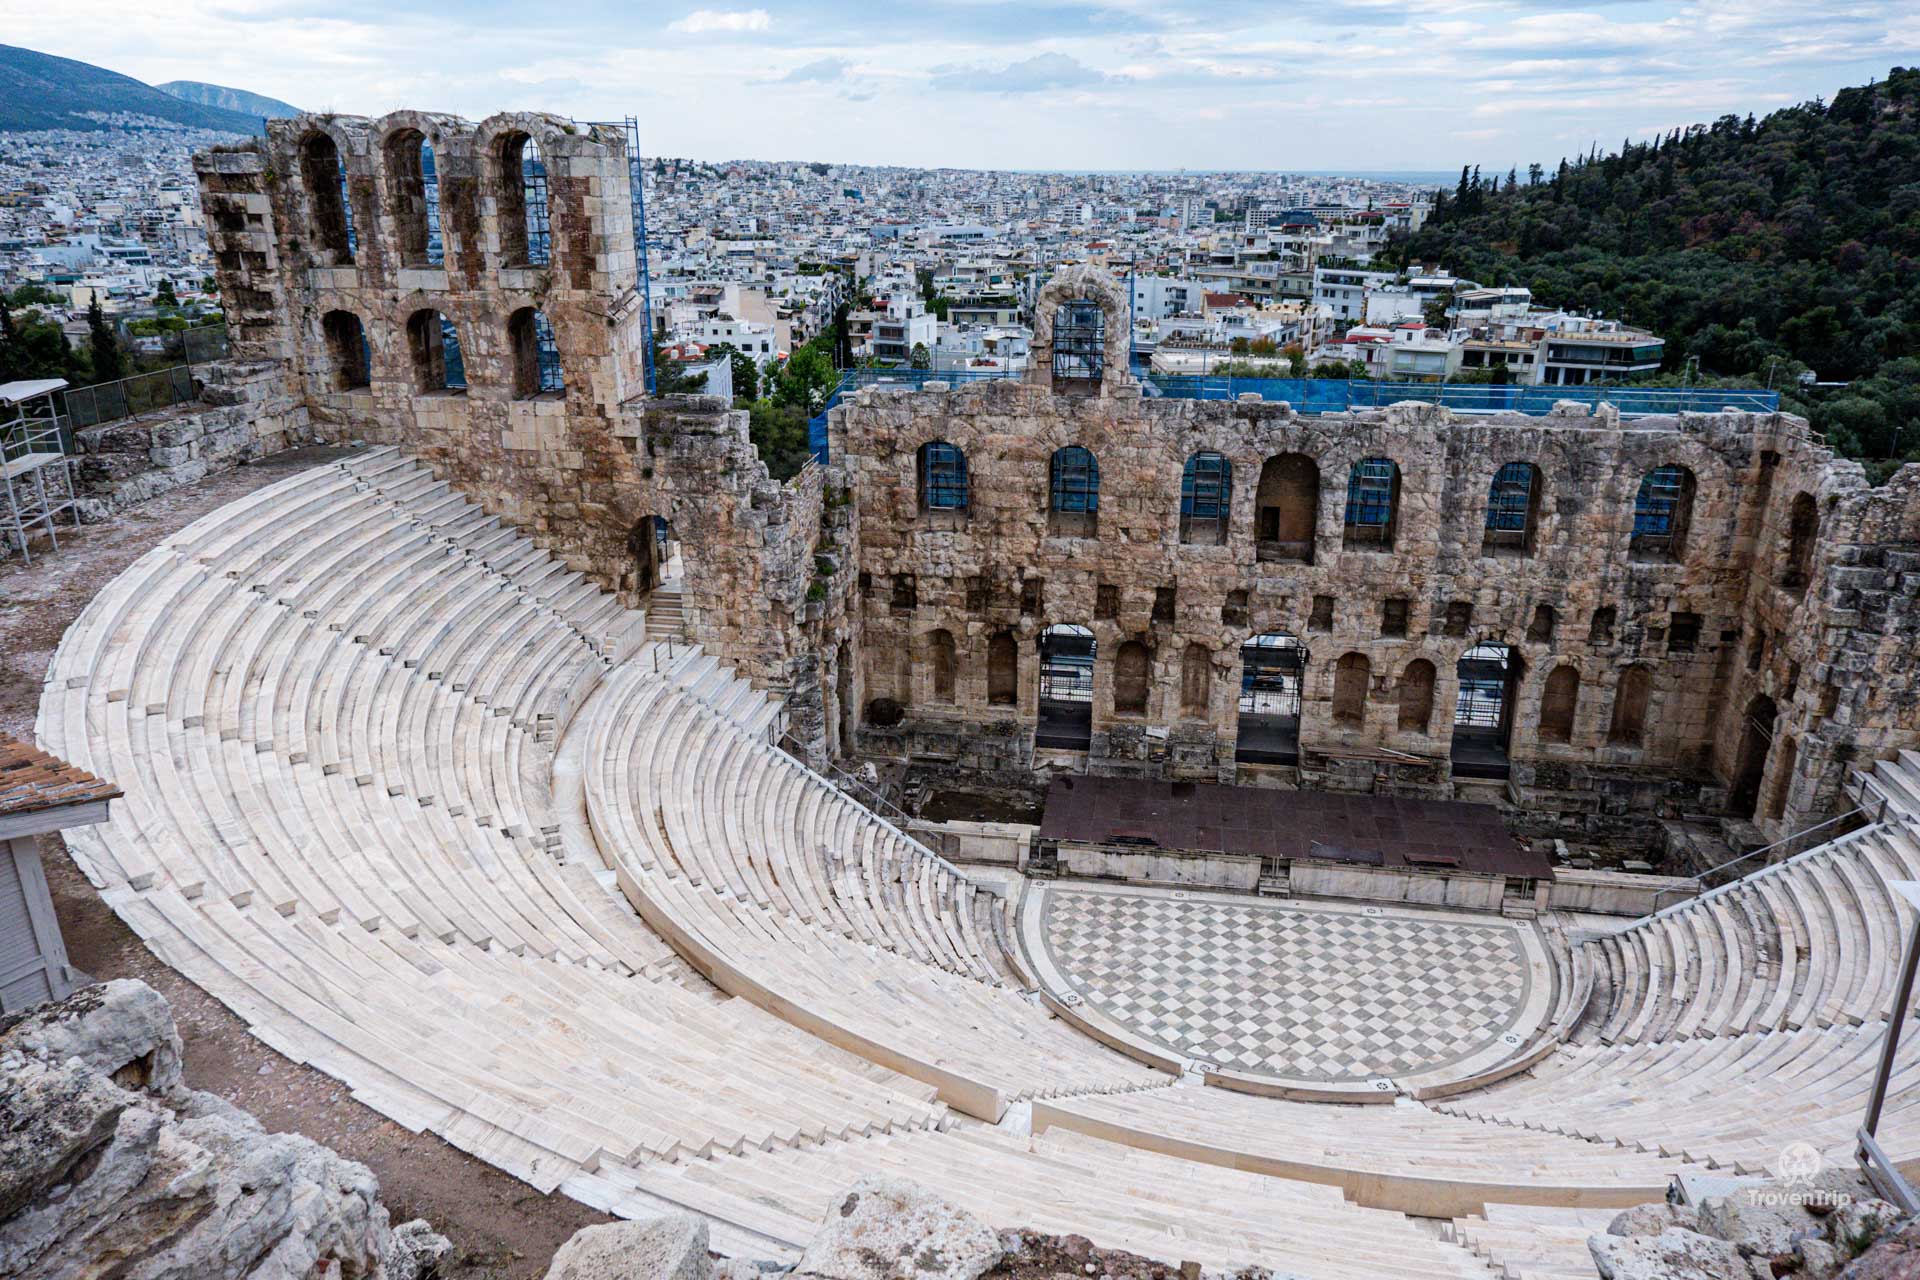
[14,1,1919,171]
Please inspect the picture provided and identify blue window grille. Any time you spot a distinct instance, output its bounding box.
[441,317,466,390]
[1344,457,1397,529]
[1181,452,1230,519]
[1485,462,1534,531]
[1633,465,1685,539]
[532,311,562,394]
[1050,446,1099,513]
[920,442,969,511]
[523,138,552,267]
[422,140,443,267]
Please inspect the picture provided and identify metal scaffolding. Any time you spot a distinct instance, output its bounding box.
[1,380,79,565]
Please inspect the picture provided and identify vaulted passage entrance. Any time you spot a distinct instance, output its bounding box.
[1452,642,1519,779]
[1236,633,1306,765]
[1731,695,1779,820]
[1037,624,1095,751]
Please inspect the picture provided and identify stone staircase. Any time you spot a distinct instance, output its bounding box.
[644,587,686,641]
[1851,749,1920,821]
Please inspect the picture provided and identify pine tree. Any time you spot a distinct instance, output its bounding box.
[86,296,125,383]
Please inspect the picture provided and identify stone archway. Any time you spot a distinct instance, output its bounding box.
[627,515,675,595]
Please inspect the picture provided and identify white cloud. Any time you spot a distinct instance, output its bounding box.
[667,9,771,35]
[7,1,1913,170]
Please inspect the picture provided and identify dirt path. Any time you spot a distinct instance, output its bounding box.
[0,449,609,1279]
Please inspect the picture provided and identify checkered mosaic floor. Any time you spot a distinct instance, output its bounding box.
[1039,887,1532,1083]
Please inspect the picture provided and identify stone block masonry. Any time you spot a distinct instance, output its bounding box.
[188,107,1920,845]
[829,271,1920,844]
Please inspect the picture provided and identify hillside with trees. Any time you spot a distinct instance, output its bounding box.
[1399,66,1920,467]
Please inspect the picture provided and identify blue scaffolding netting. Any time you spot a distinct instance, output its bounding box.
[803,369,1780,464]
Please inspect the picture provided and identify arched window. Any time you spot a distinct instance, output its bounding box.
[1053,299,1105,384]
[1396,659,1435,732]
[987,631,1018,707]
[1539,665,1580,744]
[1629,464,1695,562]
[406,309,467,392]
[1781,492,1818,592]
[1113,641,1151,716]
[1180,643,1210,718]
[497,132,551,267]
[1483,461,1542,557]
[299,132,354,261]
[1256,453,1318,563]
[384,128,432,268]
[1527,604,1556,645]
[1342,457,1400,550]
[1332,652,1371,727]
[1179,451,1231,545]
[918,441,969,512]
[1048,445,1099,535]
[1608,665,1652,746]
[507,307,562,398]
[320,310,369,390]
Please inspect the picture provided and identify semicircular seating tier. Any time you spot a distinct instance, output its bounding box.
[575,658,1161,1119]
[1578,822,1920,1046]
[1441,808,1920,1179]
[37,448,955,1189]
[39,445,1920,1274]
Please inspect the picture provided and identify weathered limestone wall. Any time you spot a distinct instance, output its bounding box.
[197,113,1915,833]
[194,111,851,755]
[68,364,311,521]
[831,274,1920,840]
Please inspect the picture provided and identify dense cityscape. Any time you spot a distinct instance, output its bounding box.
[5,25,1920,1280]
[1,115,1674,407]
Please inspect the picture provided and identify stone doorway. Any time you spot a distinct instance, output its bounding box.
[1452,641,1518,779]
[1036,624,1094,751]
[1236,632,1305,764]
[1731,695,1778,819]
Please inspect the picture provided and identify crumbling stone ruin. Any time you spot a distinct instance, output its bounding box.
[182,111,1920,859]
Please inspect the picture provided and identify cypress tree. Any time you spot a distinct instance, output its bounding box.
[86,296,124,383]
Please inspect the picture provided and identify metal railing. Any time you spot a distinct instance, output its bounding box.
[62,365,199,430]
[1632,808,1872,928]
[60,324,230,431]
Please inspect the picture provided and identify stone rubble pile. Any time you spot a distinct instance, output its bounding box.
[1590,1172,1916,1279]
[0,979,448,1280]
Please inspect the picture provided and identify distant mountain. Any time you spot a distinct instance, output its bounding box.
[0,45,266,134]
[156,80,300,121]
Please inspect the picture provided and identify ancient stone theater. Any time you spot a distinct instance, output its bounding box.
[27,109,1920,1276]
